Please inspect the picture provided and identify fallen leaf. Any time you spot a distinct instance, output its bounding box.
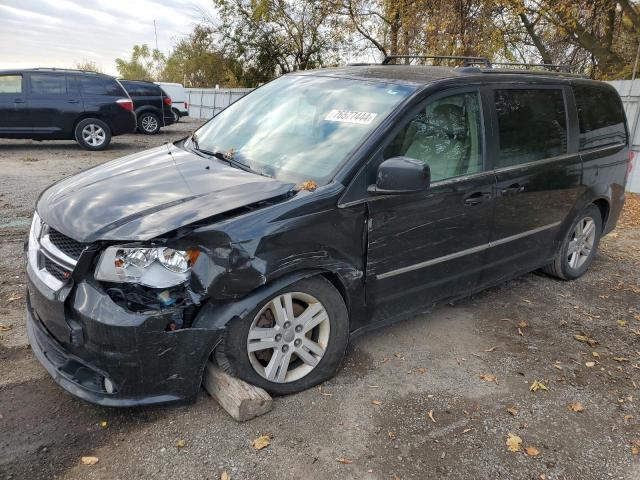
[318,386,333,397]
[221,471,231,480]
[624,415,633,422]
[7,293,22,302]
[176,439,186,448]
[506,433,522,452]
[568,401,584,412]
[462,428,473,434]
[518,320,529,328]
[336,457,353,464]
[415,367,427,374]
[388,431,396,440]
[484,346,497,352]
[0,323,13,332]
[371,400,382,406]
[585,361,596,368]
[297,180,318,191]
[574,334,598,347]
[479,374,497,383]
[506,406,518,416]
[394,352,404,359]
[618,320,628,327]
[613,357,629,362]
[530,380,548,392]
[99,420,108,428]
[525,446,540,457]
[592,351,600,358]
[427,410,436,423]
[381,357,390,364]
[632,439,640,455]
[81,456,99,466]
[251,435,270,450]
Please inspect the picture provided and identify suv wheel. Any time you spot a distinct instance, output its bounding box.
[138,112,160,134]
[75,119,111,151]
[171,108,180,123]
[216,276,349,395]
[542,205,602,280]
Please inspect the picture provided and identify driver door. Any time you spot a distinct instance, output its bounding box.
[366,89,496,321]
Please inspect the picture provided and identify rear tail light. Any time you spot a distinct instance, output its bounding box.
[116,98,133,111]
[163,97,172,106]
[185,101,188,110]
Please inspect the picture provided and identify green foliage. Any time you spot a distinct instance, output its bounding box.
[115,44,165,81]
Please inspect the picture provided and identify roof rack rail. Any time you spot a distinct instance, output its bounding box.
[382,55,491,67]
[31,67,101,74]
[487,62,572,73]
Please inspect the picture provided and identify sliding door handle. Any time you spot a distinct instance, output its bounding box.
[464,191,492,206]
[501,184,525,196]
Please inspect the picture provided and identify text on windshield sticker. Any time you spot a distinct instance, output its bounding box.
[324,110,377,125]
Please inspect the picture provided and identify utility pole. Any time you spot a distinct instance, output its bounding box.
[153,20,159,51]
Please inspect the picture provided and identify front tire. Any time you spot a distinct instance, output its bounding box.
[542,205,602,280]
[216,276,349,395]
[75,118,111,150]
[138,112,160,135]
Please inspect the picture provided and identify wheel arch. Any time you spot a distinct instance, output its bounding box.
[73,114,110,133]
[591,197,610,230]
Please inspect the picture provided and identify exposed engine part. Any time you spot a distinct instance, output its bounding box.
[105,282,195,314]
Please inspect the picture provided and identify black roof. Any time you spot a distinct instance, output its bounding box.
[0,67,110,77]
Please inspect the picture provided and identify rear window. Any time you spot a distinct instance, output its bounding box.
[574,85,626,149]
[30,73,67,95]
[78,75,107,95]
[494,88,567,168]
[0,75,22,93]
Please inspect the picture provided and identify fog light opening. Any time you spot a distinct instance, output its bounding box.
[103,377,116,394]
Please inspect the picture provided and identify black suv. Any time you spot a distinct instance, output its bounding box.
[25,59,629,406]
[0,69,136,150]
[119,80,174,135]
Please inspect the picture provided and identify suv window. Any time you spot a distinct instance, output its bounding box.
[0,75,22,93]
[384,92,484,182]
[574,85,626,149]
[30,73,67,95]
[495,89,567,168]
[105,78,126,96]
[78,75,106,95]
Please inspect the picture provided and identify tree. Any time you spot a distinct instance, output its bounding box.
[74,59,103,73]
[115,44,165,81]
[212,0,345,84]
[162,25,241,87]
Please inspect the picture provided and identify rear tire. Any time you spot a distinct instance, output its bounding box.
[171,108,180,123]
[542,205,602,280]
[215,276,349,395]
[137,112,160,135]
[75,118,111,151]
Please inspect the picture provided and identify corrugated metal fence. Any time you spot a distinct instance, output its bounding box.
[608,80,640,193]
[186,88,253,119]
[188,84,639,192]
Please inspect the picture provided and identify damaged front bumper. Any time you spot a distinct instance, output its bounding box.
[26,260,222,407]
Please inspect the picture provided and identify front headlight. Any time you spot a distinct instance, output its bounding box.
[95,246,200,288]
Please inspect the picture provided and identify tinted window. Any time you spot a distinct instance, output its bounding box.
[121,82,142,96]
[0,75,22,93]
[30,73,67,95]
[140,83,160,96]
[495,89,567,168]
[105,78,126,96]
[385,92,484,182]
[574,85,626,149]
[78,75,106,95]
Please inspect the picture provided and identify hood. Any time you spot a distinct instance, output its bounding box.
[37,143,295,242]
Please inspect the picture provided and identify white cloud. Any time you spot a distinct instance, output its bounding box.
[0,0,215,75]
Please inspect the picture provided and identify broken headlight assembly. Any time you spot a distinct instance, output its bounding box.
[95,246,200,288]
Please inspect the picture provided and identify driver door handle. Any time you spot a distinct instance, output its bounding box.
[501,184,525,196]
[464,191,492,206]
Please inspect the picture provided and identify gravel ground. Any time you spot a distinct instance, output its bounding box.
[0,119,639,480]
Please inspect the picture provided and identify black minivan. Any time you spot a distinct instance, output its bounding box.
[0,69,136,150]
[25,60,629,406]
[119,80,175,135]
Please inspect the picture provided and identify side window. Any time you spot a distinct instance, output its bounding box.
[105,78,126,96]
[0,75,22,94]
[494,89,567,168]
[78,76,106,95]
[574,85,626,149]
[30,73,67,95]
[384,92,484,182]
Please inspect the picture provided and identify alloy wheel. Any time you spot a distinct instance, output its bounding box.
[567,216,596,269]
[81,124,106,147]
[141,115,158,133]
[247,292,330,383]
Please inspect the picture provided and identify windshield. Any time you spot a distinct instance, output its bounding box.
[188,75,415,185]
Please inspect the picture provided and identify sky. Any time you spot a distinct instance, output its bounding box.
[0,0,214,75]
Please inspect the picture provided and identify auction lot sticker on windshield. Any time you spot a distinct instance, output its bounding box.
[324,110,377,125]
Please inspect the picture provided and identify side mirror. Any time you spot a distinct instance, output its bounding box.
[368,157,430,195]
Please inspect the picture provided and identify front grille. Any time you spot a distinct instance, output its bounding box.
[43,256,71,282]
[48,228,86,260]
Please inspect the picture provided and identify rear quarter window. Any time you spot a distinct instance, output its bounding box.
[574,85,627,149]
[78,75,107,95]
[105,78,126,96]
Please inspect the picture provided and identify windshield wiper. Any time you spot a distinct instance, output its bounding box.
[188,140,270,178]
